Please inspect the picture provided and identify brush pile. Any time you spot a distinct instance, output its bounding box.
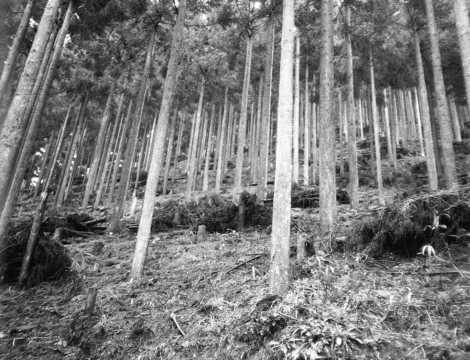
[3,220,72,286]
[151,192,272,233]
[348,191,470,257]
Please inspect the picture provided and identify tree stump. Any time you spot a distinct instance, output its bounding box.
[197,225,207,242]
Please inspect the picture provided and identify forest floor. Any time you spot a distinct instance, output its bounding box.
[2,141,470,359]
[1,188,470,359]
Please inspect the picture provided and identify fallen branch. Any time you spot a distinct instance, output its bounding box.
[225,254,266,275]
[170,312,185,337]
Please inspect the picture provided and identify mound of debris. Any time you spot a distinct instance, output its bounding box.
[348,191,470,257]
[3,220,72,286]
[151,192,272,233]
[43,213,106,240]
[290,186,350,208]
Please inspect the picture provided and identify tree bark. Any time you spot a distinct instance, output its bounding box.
[186,80,204,197]
[163,112,177,195]
[454,0,470,114]
[107,99,133,207]
[0,0,35,114]
[130,0,186,281]
[202,104,215,191]
[319,0,336,236]
[215,88,229,192]
[234,35,253,196]
[270,0,294,296]
[369,50,384,205]
[424,0,458,189]
[256,21,275,200]
[345,5,358,209]
[82,83,115,209]
[293,35,300,184]
[303,66,311,186]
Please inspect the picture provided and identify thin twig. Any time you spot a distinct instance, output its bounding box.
[170,312,185,337]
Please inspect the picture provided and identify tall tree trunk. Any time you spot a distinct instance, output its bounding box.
[369,50,384,205]
[0,0,35,115]
[82,83,115,208]
[424,0,458,189]
[56,98,87,208]
[107,99,133,206]
[256,21,275,200]
[109,32,154,233]
[449,96,462,142]
[319,0,336,236]
[383,89,394,163]
[303,65,310,185]
[0,0,61,210]
[234,35,253,196]
[215,88,229,192]
[345,4,358,209]
[293,35,300,184]
[186,81,204,197]
[174,113,185,168]
[163,112,177,195]
[454,0,470,114]
[130,0,186,281]
[203,104,215,191]
[270,0,294,296]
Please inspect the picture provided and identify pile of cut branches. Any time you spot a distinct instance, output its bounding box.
[349,191,470,257]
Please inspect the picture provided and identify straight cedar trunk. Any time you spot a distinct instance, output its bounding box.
[383,89,394,163]
[92,121,113,208]
[270,0,294,296]
[413,87,425,155]
[94,93,125,208]
[303,66,310,185]
[174,113,185,167]
[109,32,154,233]
[369,50,384,205]
[256,21,275,200]
[215,88,229,192]
[197,109,209,179]
[186,113,197,173]
[186,81,204,197]
[454,0,470,114]
[56,104,87,207]
[145,112,158,171]
[0,0,35,111]
[82,84,115,209]
[424,0,458,189]
[130,0,186,281]
[94,120,119,209]
[318,0,336,235]
[253,80,263,184]
[0,0,61,211]
[311,101,318,184]
[449,96,462,142]
[129,132,147,216]
[163,112,177,195]
[234,35,253,196]
[107,99,133,206]
[293,35,300,184]
[202,105,215,191]
[345,5,358,209]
